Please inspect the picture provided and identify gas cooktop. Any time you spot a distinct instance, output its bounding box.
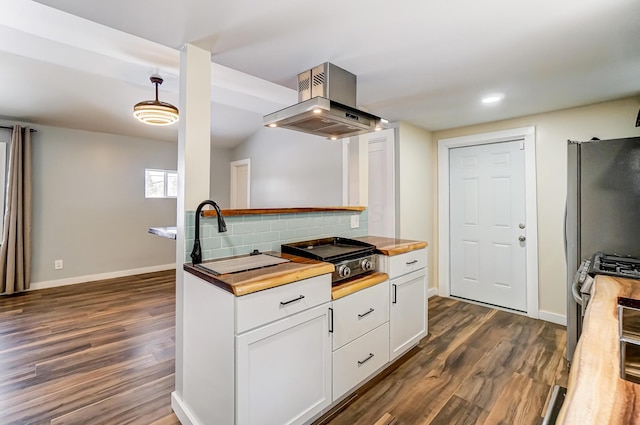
[591,253,640,279]
[281,237,377,284]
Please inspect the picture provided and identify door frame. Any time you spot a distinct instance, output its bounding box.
[230,158,250,209]
[437,126,539,318]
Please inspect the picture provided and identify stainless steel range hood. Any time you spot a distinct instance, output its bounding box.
[263,63,385,139]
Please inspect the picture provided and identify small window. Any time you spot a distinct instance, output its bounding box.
[145,168,177,198]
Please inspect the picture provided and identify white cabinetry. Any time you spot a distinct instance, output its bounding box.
[379,248,428,361]
[237,304,331,425]
[178,272,332,425]
[331,281,389,401]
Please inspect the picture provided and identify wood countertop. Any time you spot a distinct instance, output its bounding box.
[184,252,334,296]
[354,236,427,256]
[202,206,365,217]
[331,272,389,300]
[558,275,640,424]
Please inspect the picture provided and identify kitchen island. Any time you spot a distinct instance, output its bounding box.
[173,237,427,425]
[558,275,640,424]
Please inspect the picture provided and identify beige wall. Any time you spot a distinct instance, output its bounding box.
[433,96,640,317]
[395,122,436,290]
[0,119,178,285]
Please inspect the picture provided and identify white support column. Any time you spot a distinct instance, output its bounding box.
[174,43,211,397]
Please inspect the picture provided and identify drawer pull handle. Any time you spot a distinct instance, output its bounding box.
[280,295,305,306]
[392,284,397,304]
[358,308,375,319]
[406,260,418,265]
[358,353,375,366]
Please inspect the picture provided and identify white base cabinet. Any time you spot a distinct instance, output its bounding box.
[176,272,332,425]
[332,322,389,400]
[331,281,390,401]
[176,248,427,425]
[390,269,427,360]
[379,248,428,361]
[237,304,332,425]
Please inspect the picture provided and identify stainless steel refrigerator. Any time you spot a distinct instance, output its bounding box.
[565,136,640,361]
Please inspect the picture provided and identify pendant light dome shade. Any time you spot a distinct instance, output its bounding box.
[133,76,179,126]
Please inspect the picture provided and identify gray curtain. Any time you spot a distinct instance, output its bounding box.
[0,125,32,294]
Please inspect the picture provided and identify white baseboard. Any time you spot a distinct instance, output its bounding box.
[427,287,438,298]
[171,392,196,425]
[538,310,566,326]
[29,263,176,291]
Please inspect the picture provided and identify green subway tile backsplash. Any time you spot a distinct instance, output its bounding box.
[184,209,369,262]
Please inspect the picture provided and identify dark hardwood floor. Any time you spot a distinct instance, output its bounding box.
[0,270,180,425]
[325,297,568,425]
[0,272,567,425]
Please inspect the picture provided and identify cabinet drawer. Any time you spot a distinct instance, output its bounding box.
[236,274,331,333]
[333,322,390,401]
[332,281,389,350]
[387,248,426,279]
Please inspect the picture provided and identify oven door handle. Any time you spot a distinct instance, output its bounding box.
[571,274,583,306]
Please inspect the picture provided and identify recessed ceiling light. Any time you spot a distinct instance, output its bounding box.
[481,94,504,104]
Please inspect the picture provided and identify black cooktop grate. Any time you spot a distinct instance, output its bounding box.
[591,253,640,279]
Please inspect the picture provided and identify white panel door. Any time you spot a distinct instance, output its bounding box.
[367,129,395,238]
[449,140,527,311]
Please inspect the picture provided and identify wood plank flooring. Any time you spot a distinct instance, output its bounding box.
[0,272,567,424]
[325,296,568,425]
[0,270,180,425]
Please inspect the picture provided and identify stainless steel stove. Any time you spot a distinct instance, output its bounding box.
[590,253,640,279]
[281,237,377,284]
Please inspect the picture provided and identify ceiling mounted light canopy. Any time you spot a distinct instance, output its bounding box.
[133,75,179,126]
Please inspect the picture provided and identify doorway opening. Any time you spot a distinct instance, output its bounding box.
[230,159,250,209]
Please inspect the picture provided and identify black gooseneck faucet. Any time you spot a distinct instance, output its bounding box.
[190,200,227,265]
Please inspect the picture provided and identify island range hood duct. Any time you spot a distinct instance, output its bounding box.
[263,63,386,139]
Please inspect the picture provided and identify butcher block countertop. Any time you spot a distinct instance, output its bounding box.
[331,272,389,300]
[355,236,427,256]
[558,275,640,424]
[184,252,334,296]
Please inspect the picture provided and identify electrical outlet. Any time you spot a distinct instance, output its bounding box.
[54,259,63,270]
[350,215,360,229]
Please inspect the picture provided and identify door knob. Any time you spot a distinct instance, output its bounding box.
[518,236,526,242]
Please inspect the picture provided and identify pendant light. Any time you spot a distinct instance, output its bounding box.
[133,75,179,126]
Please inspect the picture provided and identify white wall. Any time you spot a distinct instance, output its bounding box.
[395,122,436,291]
[210,146,232,208]
[433,97,640,318]
[232,128,343,208]
[0,120,178,286]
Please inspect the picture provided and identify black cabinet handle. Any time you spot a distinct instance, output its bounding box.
[358,308,375,319]
[392,284,397,304]
[357,353,374,366]
[406,260,418,265]
[328,307,334,333]
[280,295,305,306]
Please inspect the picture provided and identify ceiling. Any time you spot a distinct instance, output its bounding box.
[2,0,639,147]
